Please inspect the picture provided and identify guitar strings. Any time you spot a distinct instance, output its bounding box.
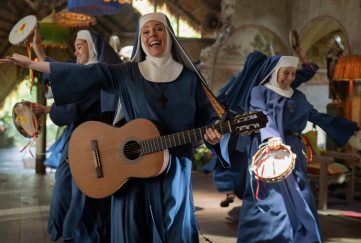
[71,115,265,165]
[82,119,245,156]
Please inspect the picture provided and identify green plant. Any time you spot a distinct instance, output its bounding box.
[193,144,213,170]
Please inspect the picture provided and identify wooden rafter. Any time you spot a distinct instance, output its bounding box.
[161,0,201,28]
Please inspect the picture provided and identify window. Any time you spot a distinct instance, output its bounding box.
[132,0,201,38]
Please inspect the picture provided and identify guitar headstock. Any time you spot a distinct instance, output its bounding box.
[231,111,268,134]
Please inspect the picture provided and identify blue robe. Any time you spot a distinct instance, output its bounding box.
[204,51,321,198]
[47,94,113,243]
[46,32,121,243]
[238,86,323,243]
[49,61,221,243]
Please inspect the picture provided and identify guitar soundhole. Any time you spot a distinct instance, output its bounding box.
[123,140,141,160]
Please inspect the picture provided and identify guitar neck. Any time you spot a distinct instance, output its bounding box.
[140,122,231,155]
[140,112,266,155]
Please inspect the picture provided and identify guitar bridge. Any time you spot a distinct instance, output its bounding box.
[91,140,103,178]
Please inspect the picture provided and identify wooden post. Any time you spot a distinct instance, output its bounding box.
[318,157,329,210]
[35,72,46,174]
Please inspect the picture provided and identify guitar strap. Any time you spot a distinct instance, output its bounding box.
[200,81,226,119]
[168,31,226,119]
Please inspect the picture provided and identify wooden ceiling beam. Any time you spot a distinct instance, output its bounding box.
[0,26,10,33]
[163,0,201,28]
[0,11,17,23]
[24,0,38,11]
[200,0,221,12]
[93,19,112,38]
[0,1,29,58]
[95,16,128,39]
[90,24,105,37]
[0,42,12,61]
[2,3,18,15]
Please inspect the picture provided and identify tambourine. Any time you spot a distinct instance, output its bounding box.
[9,15,38,46]
[12,101,41,138]
[289,30,300,51]
[251,144,296,183]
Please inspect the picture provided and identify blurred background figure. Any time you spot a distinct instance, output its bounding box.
[326,35,344,102]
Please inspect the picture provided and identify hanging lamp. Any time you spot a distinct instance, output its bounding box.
[56,8,96,28]
[67,0,130,16]
[39,10,69,49]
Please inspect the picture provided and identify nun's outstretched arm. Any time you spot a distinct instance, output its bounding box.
[0,53,50,73]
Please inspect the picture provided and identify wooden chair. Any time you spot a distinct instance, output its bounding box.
[302,130,360,210]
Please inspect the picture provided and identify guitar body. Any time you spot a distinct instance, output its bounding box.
[68,119,169,199]
[68,112,268,199]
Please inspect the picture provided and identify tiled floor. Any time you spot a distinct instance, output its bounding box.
[0,148,360,243]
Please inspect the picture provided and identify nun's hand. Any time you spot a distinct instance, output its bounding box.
[32,28,42,48]
[32,28,46,61]
[204,121,223,145]
[268,137,282,150]
[0,54,32,68]
[0,57,12,64]
[32,103,51,115]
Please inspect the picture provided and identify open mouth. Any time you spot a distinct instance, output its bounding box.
[149,40,161,47]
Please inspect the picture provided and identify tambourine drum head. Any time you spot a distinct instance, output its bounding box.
[252,145,295,183]
[9,15,37,45]
[12,101,41,138]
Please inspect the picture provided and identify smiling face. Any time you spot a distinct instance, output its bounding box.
[277,67,297,90]
[74,39,89,64]
[140,20,167,57]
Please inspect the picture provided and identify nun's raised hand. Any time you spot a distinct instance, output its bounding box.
[204,121,223,145]
[268,137,282,150]
[0,53,32,68]
[0,57,12,64]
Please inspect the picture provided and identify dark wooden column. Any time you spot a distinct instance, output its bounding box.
[35,72,46,174]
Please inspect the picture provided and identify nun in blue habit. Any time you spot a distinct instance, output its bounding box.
[239,55,322,242]
[43,30,122,242]
[203,51,321,200]
[5,12,229,243]
[232,55,358,243]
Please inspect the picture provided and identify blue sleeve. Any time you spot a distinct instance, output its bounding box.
[250,87,281,141]
[42,57,55,84]
[49,92,99,126]
[194,81,231,167]
[292,63,319,88]
[49,62,129,106]
[49,103,78,126]
[308,107,358,146]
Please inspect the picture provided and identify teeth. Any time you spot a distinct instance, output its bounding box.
[150,41,160,47]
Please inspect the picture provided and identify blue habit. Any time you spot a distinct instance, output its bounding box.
[239,86,323,243]
[203,51,322,199]
[228,55,357,243]
[49,61,222,243]
[46,31,121,243]
[47,94,113,243]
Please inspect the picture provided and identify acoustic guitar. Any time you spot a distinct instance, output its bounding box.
[68,112,267,198]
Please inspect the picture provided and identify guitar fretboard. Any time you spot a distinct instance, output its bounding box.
[140,113,265,155]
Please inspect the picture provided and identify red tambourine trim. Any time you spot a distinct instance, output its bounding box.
[19,103,38,158]
[254,148,270,200]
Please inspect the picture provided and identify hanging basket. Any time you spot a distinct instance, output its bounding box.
[56,8,96,29]
[39,11,69,49]
[68,0,124,16]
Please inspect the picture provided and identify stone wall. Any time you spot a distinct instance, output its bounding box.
[199,0,361,126]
